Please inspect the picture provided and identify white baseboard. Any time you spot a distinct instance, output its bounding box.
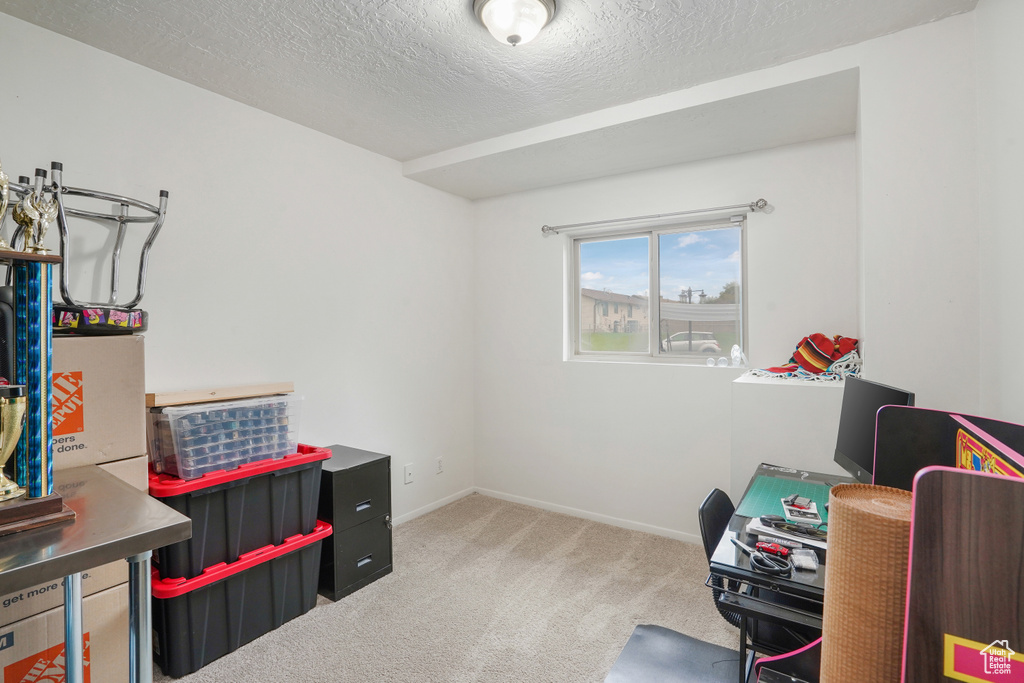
[474,487,702,546]
[392,487,477,525]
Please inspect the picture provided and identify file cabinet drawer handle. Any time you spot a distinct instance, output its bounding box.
[355,499,372,512]
[356,554,373,568]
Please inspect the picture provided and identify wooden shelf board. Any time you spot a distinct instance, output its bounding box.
[146,382,295,407]
[0,250,62,264]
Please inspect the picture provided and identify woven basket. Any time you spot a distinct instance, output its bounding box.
[820,484,912,682]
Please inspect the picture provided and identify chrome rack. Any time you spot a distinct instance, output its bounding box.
[1,162,168,309]
[50,162,168,310]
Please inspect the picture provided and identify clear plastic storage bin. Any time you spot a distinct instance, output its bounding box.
[147,394,301,480]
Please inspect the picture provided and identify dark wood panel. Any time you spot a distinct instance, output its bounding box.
[904,468,1024,681]
[0,492,65,526]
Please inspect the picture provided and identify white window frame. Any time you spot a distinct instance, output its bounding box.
[567,215,747,364]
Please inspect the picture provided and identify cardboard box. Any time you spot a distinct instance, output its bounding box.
[0,562,126,629]
[0,583,128,683]
[51,336,146,468]
[97,456,149,492]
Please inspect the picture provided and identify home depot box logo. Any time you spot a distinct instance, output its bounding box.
[3,634,90,683]
[51,372,84,437]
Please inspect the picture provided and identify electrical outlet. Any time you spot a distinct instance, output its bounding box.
[404,464,414,485]
[436,457,443,474]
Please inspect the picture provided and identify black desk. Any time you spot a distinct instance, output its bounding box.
[0,466,191,683]
[708,463,852,682]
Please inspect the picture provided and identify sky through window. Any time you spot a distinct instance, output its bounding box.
[580,227,740,300]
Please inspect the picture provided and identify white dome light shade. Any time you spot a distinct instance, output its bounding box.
[474,0,555,47]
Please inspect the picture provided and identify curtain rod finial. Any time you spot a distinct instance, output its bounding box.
[541,225,557,236]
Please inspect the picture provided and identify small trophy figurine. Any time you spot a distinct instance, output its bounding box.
[16,169,57,255]
[0,385,27,502]
[28,192,58,255]
[12,186,40,250]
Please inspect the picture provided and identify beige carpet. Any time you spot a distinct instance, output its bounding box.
[154,493,738,682]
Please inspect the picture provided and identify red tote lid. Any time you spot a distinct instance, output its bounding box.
[152,520,333,598]
[148,443,331,497]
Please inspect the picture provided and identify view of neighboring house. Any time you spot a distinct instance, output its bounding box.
[581,289,649,334]
[581,288,741,344]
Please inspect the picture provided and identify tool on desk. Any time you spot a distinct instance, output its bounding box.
[760,514,828,541]
[731,537,792,577]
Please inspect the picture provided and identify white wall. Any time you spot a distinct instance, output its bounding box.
[0,10,991,540]
[854,15,978,409]
[0,14,477,520]
[976,0,1024,422]
[475,138,860,540]
[474,14,980,541]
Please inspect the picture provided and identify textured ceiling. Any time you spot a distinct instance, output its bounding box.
[0,0,976,164]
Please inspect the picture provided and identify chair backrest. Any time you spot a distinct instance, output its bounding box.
[699,488,735,563]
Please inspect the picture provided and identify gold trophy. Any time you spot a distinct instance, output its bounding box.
[0,386,27,502]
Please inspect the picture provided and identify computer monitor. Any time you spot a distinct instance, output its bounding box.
[833,376,915,483]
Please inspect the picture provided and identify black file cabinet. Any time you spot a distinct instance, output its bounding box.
[317,445,393,601]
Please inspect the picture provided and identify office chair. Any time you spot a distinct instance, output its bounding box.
[604,624,741,682]
[601,488,749,682]
[698,489,819,662]
[699,488,743,629]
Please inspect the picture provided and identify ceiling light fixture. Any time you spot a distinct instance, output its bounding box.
[474,0,556,47]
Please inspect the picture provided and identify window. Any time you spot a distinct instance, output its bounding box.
[571,217,745,363]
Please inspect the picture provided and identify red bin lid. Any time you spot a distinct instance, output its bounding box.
[152,520,333,598]
[148,443,331,496]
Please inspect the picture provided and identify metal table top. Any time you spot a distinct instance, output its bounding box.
[0,465,191,594]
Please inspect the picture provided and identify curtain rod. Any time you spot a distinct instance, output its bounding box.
[540,198,772,235]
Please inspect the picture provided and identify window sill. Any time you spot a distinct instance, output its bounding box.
[568,353,748,368]
[733,374,848,386]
